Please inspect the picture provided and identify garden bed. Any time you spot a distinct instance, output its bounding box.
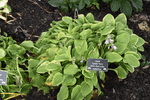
[0,0,150,100]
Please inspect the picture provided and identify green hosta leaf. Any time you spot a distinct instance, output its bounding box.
[60,5,69,13]
[30,74,45,88]
[75,19,82,25]
[39,85,50,95]
[99,71,105,81]
[130,0,143,11]
[82,69,94,78]
[71,26,81,32]
[110,0,121,12]
[114,42,127,54]
[45,75,53,83]
[80,29,92,39]
[84,0,91,5]
[138,46,144,51]
[106,52,122,62]
[115,13,127,25]
[52,72,64,86]
[46,47,58,57]
[21,84,32,94]
[0,48,6,60]
[129,34,139,45]
[102,0,110,3]
[103,14,115,26]
[65,39,74,47]
[57,86,69,100]
[84,91,93,100]
[48,0,63,7]
[57,32,66,40]
[72,48,82,61]
[116,22,124,31]
[136,37,145,47]
[125,45,137,52]
[91,22,104,31]
[74,39,87,56]
[117,30,128,35]
[55,46,72,61]
[116,33,130,44]
[7,44,26,59]
[124,28,133,35]
[62,16,72,24]
[125,51,141,60]
[78,14,85,24]
[120,1,132,17]
[110,66,127,79]
[87,47,99,59]
[20,40,35,48]
[79,0,85,10]
[64,64,80,75]
[71,85,84,100]
[124,54,140,67]
[37,61,49,73]
[46,61,61,71]
[94,2,100,10]
[68,23,73,33]
[86,13,94,23]
[81,81,93,97]
[122,63,134,73]
[101,26,115,35]
[85,74,97,86]
[55,53,72,61]
[9,85,19,93]
[83,23,92,29]
[62,75,76,86]
[28,59,39,68]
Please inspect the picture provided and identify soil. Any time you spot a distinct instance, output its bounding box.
[0,0,150,100]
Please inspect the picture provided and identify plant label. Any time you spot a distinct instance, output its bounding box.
[87,58,108,72]
[0,70,7,85]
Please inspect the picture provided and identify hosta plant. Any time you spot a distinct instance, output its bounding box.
[48,0,100,13]
[103,0,143,17]
[21,13,145,100]
[0,32,32,100]
[48,0,143,17]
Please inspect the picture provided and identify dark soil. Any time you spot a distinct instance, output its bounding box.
[0,0,150,100]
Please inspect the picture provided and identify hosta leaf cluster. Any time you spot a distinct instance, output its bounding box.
[0,32,31,99]
[22,13,145,99]
[48,0,143,17]
[48,0,100,12]
[104,0,143,17]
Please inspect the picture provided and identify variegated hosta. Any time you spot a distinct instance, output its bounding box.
[21,13,145,100]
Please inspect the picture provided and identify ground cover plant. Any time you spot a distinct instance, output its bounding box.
[0,32,32,100]
[0,0,150,100]
[48,0,143,17]
[18,12,145,100]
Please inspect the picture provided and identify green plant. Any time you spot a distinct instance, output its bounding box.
[48,0,143,17]
[103,0,143,17]
[141,55,150,67]
[0,0,11,21]
[0,32,32,100]
[20,13,145,99]
[48,0,100,13]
